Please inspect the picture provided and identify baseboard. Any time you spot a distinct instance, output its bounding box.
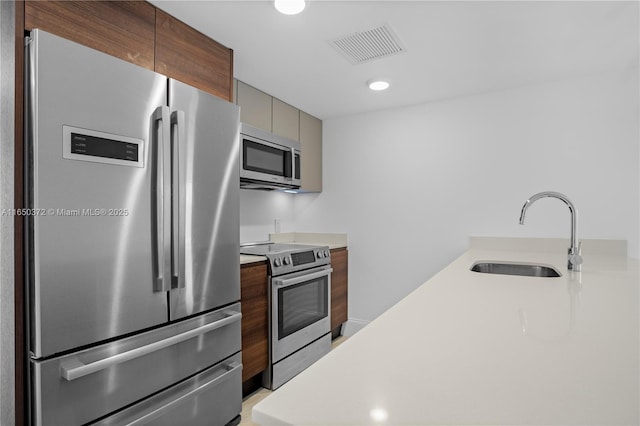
[342,318,370,337]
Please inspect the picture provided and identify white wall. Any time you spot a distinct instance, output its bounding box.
[240,189,296,243]
[293,66,639,324]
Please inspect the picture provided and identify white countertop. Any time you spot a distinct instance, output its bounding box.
[240,254,267,265]
[253,238,639,425]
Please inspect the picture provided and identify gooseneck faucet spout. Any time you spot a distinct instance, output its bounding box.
[519,191,582,272]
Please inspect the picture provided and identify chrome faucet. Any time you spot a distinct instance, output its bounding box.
[519,191,583,272]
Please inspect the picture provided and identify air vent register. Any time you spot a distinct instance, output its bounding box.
[329,23,406,65]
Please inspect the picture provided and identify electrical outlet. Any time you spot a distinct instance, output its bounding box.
[274,219,281,233]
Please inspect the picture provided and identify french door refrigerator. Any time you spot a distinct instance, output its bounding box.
[25,29,242,425]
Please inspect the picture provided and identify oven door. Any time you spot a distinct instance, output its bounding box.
[271,266,332,363]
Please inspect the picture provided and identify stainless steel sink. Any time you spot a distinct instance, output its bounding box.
[470,261,561,278]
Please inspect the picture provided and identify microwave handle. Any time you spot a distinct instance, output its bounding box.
[273,268,333,289]
[283,149,293,178]
[294,150,301,180]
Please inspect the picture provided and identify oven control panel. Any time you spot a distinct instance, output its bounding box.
[270,247,331,275]
[240,243,332,276]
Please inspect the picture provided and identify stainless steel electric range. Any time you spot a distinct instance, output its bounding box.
[240,243,333,389]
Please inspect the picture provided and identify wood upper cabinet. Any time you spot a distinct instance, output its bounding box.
[155,10,233,101]
[240,262,269,382]
[299,111,323,192]
[25,2,234,102]
[330,248,348,332]
[25,0,156,70]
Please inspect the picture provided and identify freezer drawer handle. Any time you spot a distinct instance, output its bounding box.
[125,361,242,426]
[60,310,242,381]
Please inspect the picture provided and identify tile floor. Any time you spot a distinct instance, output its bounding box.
[239,335,348,426]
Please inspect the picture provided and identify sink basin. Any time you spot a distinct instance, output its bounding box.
[470,261,561,278]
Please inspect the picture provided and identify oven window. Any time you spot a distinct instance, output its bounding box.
[278,278,328,340]
[243,139,286,176]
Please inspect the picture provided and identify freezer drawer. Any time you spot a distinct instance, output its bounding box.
[31,303,241,426]
[93,352,242,426]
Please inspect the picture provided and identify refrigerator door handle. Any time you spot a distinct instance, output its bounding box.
[170,110,186,289]
[123,361,242,426]
[60,310,242,381]
[152,106,172,292]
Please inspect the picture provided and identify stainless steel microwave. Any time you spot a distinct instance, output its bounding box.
[240,123,301,190]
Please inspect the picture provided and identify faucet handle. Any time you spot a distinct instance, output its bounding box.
[568,242,583,271]
[568,248,583,273]
[569,253,583,266]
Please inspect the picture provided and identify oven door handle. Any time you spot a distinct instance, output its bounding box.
[273,268,333,288]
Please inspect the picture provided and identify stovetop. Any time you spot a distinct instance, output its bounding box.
[240,243,331,275]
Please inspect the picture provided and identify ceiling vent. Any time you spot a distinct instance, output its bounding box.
[329,24,406,65]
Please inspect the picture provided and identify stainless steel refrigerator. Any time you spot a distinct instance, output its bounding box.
[25,29,242,425]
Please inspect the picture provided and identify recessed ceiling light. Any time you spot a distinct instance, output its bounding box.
[368,80,390,91]
[274,0,306,15]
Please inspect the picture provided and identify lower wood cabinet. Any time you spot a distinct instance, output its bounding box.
[330,248,348,332]
[240,262,269,383]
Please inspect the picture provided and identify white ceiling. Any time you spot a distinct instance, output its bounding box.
[150,1,639,119]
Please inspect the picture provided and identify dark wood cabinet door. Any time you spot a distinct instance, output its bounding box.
[155,10,233,101]
[330,248,348,331]
[25,0,156,70]
[240,262,269,382]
